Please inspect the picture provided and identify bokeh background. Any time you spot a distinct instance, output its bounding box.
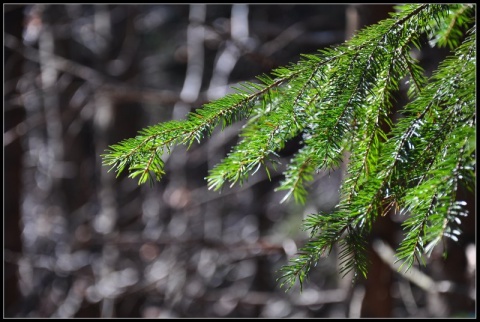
[4,4,476,318]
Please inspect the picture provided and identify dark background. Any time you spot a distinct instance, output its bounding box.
[4,4,476,318]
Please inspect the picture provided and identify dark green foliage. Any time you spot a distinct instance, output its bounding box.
[102,4,476,291]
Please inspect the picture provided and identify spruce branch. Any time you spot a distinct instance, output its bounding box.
[101,4,475,292]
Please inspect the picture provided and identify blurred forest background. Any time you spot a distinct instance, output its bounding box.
[4,4,476,318]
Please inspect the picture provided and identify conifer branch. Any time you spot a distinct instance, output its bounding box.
[102,4,476,292]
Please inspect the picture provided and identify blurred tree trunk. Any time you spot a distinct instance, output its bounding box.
[4,5,26,317]
[345,4,396,318]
